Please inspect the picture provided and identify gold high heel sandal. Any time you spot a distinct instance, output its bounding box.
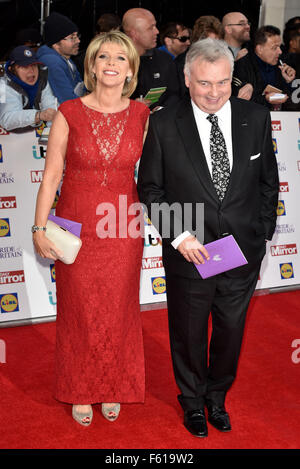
[101,403,120,422]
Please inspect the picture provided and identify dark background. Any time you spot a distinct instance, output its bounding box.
[0,0,262,60]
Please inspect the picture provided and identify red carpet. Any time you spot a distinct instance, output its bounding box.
[0,290,300,450]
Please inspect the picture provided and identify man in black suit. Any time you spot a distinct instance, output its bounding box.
[137,38,279,437]
[122,8,180,110]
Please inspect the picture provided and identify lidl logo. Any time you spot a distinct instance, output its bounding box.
[0,293,19,314]
[0,218,11,237]
[50,264,56,283]
[280,263,294,279]
[277,200,286,216]
[272,138,278,154]
[151,276,166,295]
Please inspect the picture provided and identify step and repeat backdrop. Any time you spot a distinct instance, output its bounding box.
[0,112,300,324]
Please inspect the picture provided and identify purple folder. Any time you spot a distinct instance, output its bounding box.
[194,235,248,279]
[48,214,82,238]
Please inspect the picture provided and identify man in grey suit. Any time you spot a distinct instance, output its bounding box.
[137,38,279,437]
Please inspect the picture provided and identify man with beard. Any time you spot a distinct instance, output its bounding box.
[222,12,251,60]
[122,8,180,110]
[37,12,84,104]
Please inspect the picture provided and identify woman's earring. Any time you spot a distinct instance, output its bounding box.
[126,76,132,83]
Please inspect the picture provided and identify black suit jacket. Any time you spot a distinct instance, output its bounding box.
[232,49,292,108]
[137,96,279,279]
[131,48,180,109]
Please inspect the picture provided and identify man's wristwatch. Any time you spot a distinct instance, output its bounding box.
[31,225,47,233]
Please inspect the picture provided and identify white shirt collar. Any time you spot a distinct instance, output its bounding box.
[191,98,231,123]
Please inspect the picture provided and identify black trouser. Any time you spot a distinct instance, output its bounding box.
[165,260,262,412]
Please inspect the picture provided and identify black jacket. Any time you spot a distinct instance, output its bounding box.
[137,96,279,278]
[131,48,181,109]
[232,49,292,108]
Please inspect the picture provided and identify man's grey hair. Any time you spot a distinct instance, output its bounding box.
[184,37,234,78]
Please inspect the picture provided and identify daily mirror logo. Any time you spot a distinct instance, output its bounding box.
[272,121,281,131]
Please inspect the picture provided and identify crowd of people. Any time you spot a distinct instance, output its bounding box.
[0,8,297,437]
[0,9,299,131]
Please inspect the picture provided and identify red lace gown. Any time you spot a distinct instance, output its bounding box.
[53,98,149,404]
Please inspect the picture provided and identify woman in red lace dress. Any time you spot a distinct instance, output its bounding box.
[33,31,149,426]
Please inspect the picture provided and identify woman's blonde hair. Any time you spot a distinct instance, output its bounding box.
[84,30,140,97]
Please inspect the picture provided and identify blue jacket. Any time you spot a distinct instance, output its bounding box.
[36,45,84,104]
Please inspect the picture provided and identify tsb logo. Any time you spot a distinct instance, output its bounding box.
[272,121,281,131]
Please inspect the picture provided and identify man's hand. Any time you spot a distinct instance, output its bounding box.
[40,108,57,122]
[177,235,210,264]
[235,47,248,61]
[279,63,296,83]
[237,83,253,100]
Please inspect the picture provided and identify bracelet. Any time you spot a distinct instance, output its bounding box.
[36,111,41,124]
[31,225,47,233]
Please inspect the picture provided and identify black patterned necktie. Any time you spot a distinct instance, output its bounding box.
[207,114,230,201]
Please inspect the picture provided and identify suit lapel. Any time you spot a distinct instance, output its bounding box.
[175,99,219,202]
[225,97,251,199]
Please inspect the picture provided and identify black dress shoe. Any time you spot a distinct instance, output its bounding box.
[183,409,208,437]
[207,405,231,432]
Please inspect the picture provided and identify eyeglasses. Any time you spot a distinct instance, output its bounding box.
[226,22,251,27]
[63,33,81,42]
[173,35,190,43]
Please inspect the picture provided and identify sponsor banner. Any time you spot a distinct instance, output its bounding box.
[0,270,25,285]
[1,114,300,322]
[257,112,300,290]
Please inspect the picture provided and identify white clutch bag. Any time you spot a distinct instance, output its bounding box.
[45,219,82,264]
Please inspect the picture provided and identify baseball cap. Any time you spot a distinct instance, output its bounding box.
[9,46,42,67]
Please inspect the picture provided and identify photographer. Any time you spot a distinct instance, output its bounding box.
[0,45,57,131]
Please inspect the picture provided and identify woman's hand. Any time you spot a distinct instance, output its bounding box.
[33,231,63,260]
